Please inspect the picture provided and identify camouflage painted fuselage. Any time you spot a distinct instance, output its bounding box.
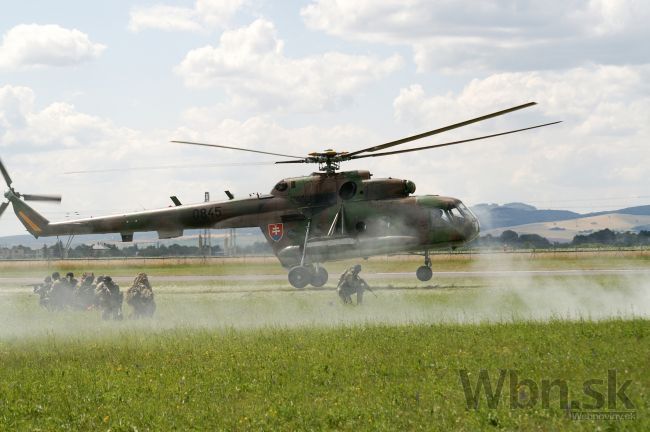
[10,170,479,267]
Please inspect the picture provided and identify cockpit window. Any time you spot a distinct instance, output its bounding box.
[449,207,464,220]
[430,208,446,225]
[431,202,478,232]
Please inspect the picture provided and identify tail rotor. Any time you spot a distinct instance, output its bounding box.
[0,157,62,221]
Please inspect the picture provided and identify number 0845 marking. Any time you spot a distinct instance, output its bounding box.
[193,206,222,220]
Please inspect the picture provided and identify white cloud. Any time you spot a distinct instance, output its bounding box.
[0,85,380,236]
[129,0,245,32]
[301,0,650,72]
[176,19,403,112]
[0,24,105,69]
[390,64,650,205]
[0,85,127,149]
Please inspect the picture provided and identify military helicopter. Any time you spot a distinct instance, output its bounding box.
[1,102,559,288]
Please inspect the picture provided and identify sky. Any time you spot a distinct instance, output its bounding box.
[0,0,649,237]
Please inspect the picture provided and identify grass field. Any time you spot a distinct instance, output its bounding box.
[0,321,647,430]
[0,252,648,430]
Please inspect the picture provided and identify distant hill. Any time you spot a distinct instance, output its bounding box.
[484,214,650,243]
[587,205,650,218]
[471,203,650,230]
[471,203,581,230]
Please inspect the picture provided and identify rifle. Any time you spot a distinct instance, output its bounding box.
[361,280,377,297]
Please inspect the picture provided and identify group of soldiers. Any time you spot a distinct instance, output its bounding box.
[33,271,156,320]
[32,265,370,314]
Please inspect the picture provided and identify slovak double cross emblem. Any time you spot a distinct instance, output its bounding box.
[268,223,284,242]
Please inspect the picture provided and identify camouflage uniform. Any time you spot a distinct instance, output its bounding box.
[48,272,68,311]
[126,273,156,319]
[95,276,123,321]
[74,273,96,310]
[33,276,52,310]
[65,272,78,289]
[337,265,369,305]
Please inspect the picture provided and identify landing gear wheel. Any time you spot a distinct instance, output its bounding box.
[288,266,311,289]
[310,267,328,287]
[416,265,433,282]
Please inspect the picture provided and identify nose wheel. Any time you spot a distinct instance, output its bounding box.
[416,250,433,282]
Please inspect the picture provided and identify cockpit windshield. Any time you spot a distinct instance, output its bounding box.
[430,201,480,237]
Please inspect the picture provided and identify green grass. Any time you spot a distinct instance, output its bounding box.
[0,321,647,431]
[0,254,648,430]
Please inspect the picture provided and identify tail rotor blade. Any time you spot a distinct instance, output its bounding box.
[0,158,12,187]
[22,194,62,203]
[0,201,8,218]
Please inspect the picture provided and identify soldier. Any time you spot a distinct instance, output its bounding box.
[74,273,96,310]
[33,275,52,310]
[126,273,156,319]
[337,264,370,305]
[65,272,78,289]
[95,275,123,321]
[60,271,76,308]
[48,271,67,310]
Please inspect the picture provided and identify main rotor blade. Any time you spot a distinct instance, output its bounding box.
[64,161,278,175]
[22,194,62,203]
[172,140,305,159]
[0,157,12,187]
[346,102,537,157]
[350,121,562,160]
[0,201,8,218]
[275,160,307,165]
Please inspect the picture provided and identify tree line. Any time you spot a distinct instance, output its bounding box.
[473,228,650,249]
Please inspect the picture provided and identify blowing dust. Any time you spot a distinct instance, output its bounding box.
[0,255,648,340]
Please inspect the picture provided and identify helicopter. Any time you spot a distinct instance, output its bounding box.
[1,102,559,288]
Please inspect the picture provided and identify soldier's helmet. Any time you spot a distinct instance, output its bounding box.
[52,272,60,280]
[66,272,74,278]
[353,264,362,274]
[96,275,106,284]
[44,276,52,283]
[104,276,113,284]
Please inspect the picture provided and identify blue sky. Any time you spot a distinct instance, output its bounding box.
[1,0,649,236]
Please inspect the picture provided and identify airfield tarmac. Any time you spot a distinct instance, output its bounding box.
[3,267,650,286]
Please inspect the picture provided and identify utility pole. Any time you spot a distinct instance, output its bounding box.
[229,228,237,256]
[202,192,212,256]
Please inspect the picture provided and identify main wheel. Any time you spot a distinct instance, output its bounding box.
[310,267,328,287]
[288,266,311,289]
[416,265,433,282]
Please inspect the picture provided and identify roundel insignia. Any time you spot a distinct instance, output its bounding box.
[268,223,284,242]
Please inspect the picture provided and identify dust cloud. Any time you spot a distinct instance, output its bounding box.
[1,262,648,341]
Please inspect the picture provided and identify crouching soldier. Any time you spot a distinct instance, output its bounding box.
[337,264,370,305]
[48,272,67,311]
[74,273,96,310]
[33,275,53,310]
[95,276,123,321]
[126,273,156,319]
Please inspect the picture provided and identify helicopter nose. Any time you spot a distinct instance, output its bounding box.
[466,214,480,241]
